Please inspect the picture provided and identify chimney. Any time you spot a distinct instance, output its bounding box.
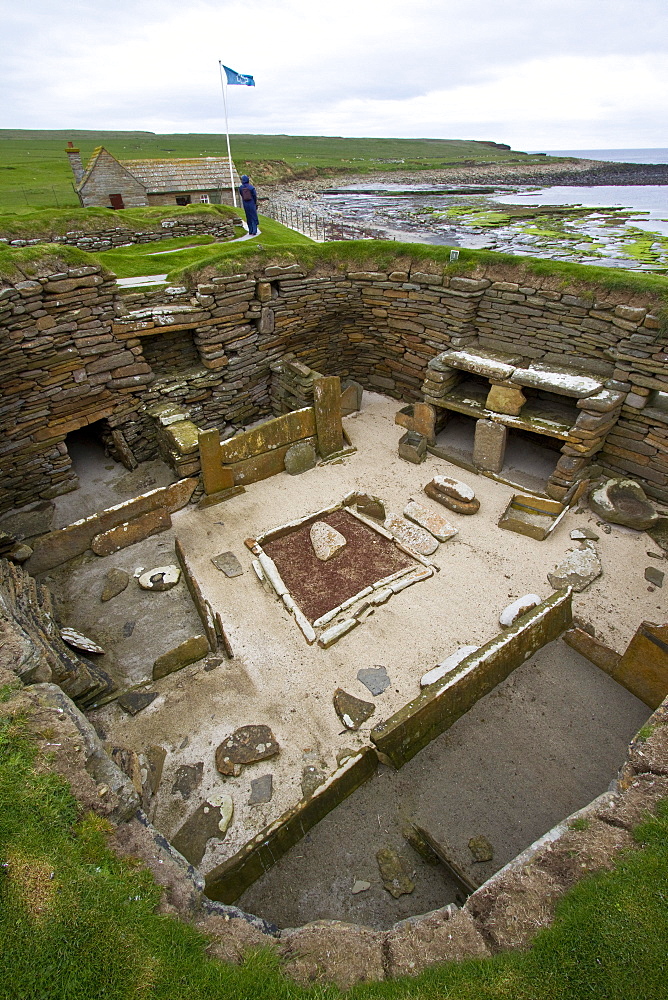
[65,141,84,185]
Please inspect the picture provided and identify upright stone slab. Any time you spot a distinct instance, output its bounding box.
[412,402,437,444]
[199,428,234,495]
[313,376,343,458]
[473,419,507,473]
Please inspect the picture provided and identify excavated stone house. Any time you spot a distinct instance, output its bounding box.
[65,142,241,209]
[1,254,667,516]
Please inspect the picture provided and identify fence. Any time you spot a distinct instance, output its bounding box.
[263,199,394,242]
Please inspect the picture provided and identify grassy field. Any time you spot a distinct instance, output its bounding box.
[0,129,564,213]
[1,696,667,1000]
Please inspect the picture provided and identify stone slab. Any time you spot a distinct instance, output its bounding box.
[26,478,197,574]
[384,512,438,555]
[171,802,224,867]
[313,376,343,458]
[219,408,317,464]
[615,622,668,709]
[152,634,210,680]
[403,500,458,543]
[473,419,507,473]
[511,363,602,399]
[199,428,235,496]
[91,508,171,556]
[211,551,243,577]
[226,439,317,486]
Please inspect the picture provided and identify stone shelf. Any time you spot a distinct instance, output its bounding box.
[429,380,575,440]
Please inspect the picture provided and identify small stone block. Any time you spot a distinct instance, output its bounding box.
[398,430,427,464]
[357,666,391,696]
[645,566,664,587]
[152,635,210,680]
[333,688,375,729]
[249,774,273,804]
[473,419,507,473]
[101,567,130,602]
[118,690,158,715]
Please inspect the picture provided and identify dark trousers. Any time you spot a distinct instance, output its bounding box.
[243,202,259,235]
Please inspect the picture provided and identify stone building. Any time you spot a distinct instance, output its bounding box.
[65,142,241,209]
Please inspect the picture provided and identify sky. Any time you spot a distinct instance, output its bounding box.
[3,0,668,149]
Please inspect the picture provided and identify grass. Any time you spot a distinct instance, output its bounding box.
[1,702,667,999]
[0,129,568,213]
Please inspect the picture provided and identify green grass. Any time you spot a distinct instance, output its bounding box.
[1,704,668,999]
[0,130,568,213]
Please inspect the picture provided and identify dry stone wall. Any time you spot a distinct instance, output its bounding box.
[1,257,666,516]
[1,216,239,252]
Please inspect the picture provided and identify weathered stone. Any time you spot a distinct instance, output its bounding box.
[91,508,172,556]
[138,564,181,591]
[279,921,385,989]
[340,380,363,415]
[468,835,494,862]
[313,376,343,458]
[376,847,415,897]
[438,346,520,381]
[209,792,234,835]
[171,802,224,867]
[473,419,507,473]
[486,383,526,416]
[199,428,235,496]
[424,481,480,515]
[219,408,316,464]
[351,880,370,894]
[215,725,279,777]
[249,774,273,804]
[403,499,458,543]
[333,688,375,730]
[117,690,157,715]
[570,526,599,541]
[60,628,104,654]
[647,518,668,553]
[310,521,347,561]
[384,512,438,555]
[171,762,203,799]
[101,567,130,602]
[385,906,490,976]
[421,646,479,687]
[588,479,658,531]
[548,544,602,592]
[354,494,386,521]
[152,635,209,680]
[211,551,243,577]
[645,566,664,587]
[511,363,602,398]
[499,594,542,627]
[357,665,391,696]
[615,622,668,709]
[301,764,326,798]
[284,440,317,475]
[563,627,622,676]
[398,430,427,464]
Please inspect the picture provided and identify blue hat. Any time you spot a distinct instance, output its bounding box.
[241,175,249,183]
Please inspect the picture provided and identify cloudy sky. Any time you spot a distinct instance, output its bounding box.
[4,0,667,149]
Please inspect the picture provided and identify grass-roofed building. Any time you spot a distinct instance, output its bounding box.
[65,141,241,209]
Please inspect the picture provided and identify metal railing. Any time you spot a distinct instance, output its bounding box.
[263,199,393,242]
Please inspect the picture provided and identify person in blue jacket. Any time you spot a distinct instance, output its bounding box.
[239,174,259,235]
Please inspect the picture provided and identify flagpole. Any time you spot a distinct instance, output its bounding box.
[219,62,238,208]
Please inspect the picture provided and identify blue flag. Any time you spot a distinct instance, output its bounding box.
[222,65,255,87]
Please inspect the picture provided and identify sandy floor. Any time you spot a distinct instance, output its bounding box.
[46,392,664,896]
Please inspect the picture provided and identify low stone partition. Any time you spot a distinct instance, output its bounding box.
[204,747,378,904]
[1,216,240,252]
[371,588,573,767]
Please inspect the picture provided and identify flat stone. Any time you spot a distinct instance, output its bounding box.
[310,521,347,561]
[570,526,599,541]
[0,501,54,540]
[171,762,203,799]
[589,479,658,531]
[473,419,507,473]
[215,725,279,777]
[384,512,438,555]
[430,475,476,503]
[403,500,458,543]
[171,802,223,867]
[439,347,519,381]
[211,551,243,577]
[60,627,104,654]
[249,774,273,804]
[351,880,371,894]
[317,618,358,648]
[421,645,478,687]
[548,544,602,592]
[117,691,157,715]
[101,568,130,602]
[208,792,234,835]
[357,666,391,696]
[333,688,375,730]
[499,594,542,627]
[645,566,664,587]
[468,835,494,862]
[376,847,415,898]
[138,564,181,591]
[647,518,668,553]
[91,508,172,556]
[152,635,210,680]
[7,543,32,563]
[301,764,326,798]
[284,440,317,475]
[424,481,480,515]
[511,363,602,398]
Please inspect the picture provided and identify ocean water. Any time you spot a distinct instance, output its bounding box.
[533,148,668,165]
[496,185,668,237]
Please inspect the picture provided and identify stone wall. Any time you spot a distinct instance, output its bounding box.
[1,216,239,252]
[1,255,666,516]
